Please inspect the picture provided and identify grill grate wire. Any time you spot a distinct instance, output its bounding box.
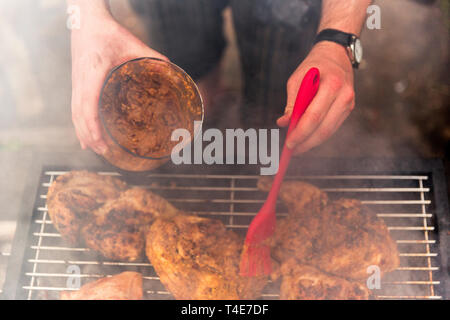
[22,171,442,299]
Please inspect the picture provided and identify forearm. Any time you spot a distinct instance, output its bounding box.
[318,0,372,36]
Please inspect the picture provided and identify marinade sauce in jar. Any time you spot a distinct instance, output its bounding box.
[99,57,203,171]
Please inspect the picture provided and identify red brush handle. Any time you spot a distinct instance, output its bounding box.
[265,68,320,206]
[286,68,320,137]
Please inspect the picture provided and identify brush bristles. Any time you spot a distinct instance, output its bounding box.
[239,244,272,277]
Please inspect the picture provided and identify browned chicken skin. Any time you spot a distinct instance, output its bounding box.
[47,171,179,261]
[60,272,143,300]
[81,187,180,261]
[50,172,398,300]
[146,215,267,300]
[310,199,399,280]
[277,260,370,300]
[46,171,127,244]
[258,177,399,299]
[258,178,328,264]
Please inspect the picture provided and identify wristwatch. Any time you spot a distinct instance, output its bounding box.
[314,28,363,69]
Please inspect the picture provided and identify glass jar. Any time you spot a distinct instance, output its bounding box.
[99,57,203,171]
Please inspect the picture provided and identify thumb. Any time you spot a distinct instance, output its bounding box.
[276,112,291,127]
[277,79,298,127]
[278,68,308,127]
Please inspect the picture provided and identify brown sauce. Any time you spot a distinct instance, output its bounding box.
[100,58,202,160]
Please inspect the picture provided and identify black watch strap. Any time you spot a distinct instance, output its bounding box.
[314,28,353,47]
[314,28,361,69]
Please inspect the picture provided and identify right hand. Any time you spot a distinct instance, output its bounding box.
[71,13,168,154]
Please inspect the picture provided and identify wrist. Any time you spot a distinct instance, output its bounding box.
[70,7,120,41]
[312,41,347,59]
[313,29,362,69]
[67,0,113,26]
[311,41,353,70]
[317,24,362,37]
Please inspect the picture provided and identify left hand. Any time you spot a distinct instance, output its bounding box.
[277,41,355,154]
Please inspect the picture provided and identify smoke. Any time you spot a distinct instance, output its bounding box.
[0,0,447,299]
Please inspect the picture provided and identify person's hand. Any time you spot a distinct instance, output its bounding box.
[277,41,355,154]
[71,13,168,154]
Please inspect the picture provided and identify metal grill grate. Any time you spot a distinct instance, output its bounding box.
[22,170,442,300]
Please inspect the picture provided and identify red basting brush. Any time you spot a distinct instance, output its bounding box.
[240,67,320,276]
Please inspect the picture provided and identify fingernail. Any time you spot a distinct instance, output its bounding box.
[99,145,108,155]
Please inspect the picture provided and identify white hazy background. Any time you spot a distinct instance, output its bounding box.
[0,0,448,294]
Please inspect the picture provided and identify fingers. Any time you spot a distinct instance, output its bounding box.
[84,104,108,154]
[71,73,108,154]
[71,84,88,150]
[276,114,290,127]
[70,21,170,155]
[73,116,91,150]
[292,93,355,154]
[285,80,337,149]
[73,114,107,154]
[277,106,294,127]
[72,119,86,150]
[277,71,307,128]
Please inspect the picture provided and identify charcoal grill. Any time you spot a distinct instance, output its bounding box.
[2,154,448,300]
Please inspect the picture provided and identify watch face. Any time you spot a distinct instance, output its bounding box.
[354,39,363,63]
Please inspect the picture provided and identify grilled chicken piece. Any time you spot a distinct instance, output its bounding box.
[60,272,143,300]
[146,215,268,299]
[257,177,328,219]
[277,260,370,300]
[82,187,180,261]
[272,214,316,263]
[258,177,328,263]
[47,171,127,244]
[311,199,399,280]
[47,171,180,261]
[258,177,399,281]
